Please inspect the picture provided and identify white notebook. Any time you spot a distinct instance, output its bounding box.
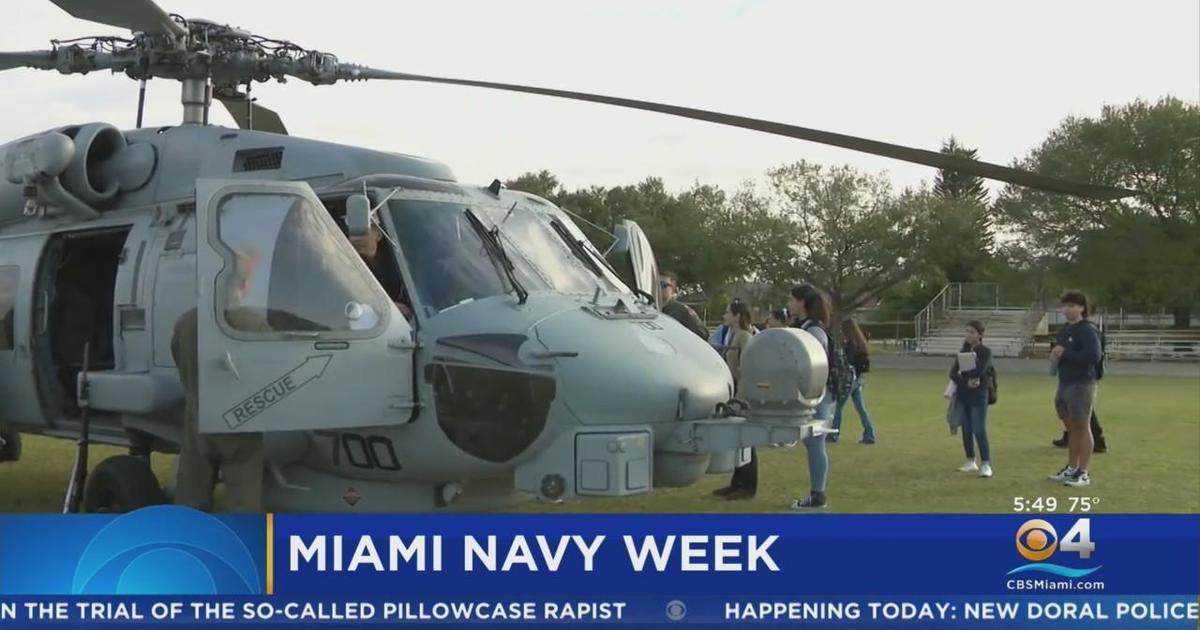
[957,352,977,372]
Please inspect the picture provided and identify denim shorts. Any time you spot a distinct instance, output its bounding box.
[1055,382,1097,421]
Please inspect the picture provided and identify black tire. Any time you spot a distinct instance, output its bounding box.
[0,431,19,463]
[83,455,166,513]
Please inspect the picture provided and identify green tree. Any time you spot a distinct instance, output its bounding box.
[925,137,994,283]
[504,170,562,200]
[995,96,1200,326]
[933,136,989,204]
[759,161,928,317]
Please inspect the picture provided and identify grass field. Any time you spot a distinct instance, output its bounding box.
[1,369,1197,514]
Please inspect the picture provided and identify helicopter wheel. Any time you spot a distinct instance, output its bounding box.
[83,455,166,513]
[0,431,19,463]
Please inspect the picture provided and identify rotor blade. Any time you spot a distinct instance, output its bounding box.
[0,48,129,75]
[218,96,288,135]
[0,50,56,71]
[342,67,1137,200]
[49,0,186,37]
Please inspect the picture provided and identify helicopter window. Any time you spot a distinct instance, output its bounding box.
[215,193,389,335]
[553,215,633,293]
[388,199,551,314]
[0,266,16,351]
[481,205,617,295]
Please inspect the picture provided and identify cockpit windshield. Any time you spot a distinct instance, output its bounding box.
[388,199,533,314]
[480,204,618,296]
[389,197,625,315]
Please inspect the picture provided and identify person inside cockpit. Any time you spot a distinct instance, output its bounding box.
[347,219,413,322]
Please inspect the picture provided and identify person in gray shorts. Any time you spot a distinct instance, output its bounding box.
[1049,290,1102,488]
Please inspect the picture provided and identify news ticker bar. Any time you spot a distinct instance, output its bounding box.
[3,596,1199,627]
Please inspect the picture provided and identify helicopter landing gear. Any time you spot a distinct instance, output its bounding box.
[0,431,19,463]
[83,455,166,513]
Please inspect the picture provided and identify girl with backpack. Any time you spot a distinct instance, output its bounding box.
[947,320,994,478]
[788,284,835,510]
[832,318,877,444]
[712,300,758,500]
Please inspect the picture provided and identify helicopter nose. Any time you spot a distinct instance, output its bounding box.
[531,309,731,426]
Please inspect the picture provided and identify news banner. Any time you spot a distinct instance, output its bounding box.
[0,508,1197,628]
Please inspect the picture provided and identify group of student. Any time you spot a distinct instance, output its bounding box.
[659,273,1109,509]
[940,290,1105,487]
[658,273,876,510]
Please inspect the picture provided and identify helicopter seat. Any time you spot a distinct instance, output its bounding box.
[80,371,184,416]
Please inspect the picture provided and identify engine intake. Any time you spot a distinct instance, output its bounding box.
[0,123,156,223]
[57,123,156,207]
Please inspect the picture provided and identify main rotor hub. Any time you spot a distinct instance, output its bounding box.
[47,19,349,91]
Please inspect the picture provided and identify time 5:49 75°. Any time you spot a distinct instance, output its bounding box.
[1012,496,1101,512]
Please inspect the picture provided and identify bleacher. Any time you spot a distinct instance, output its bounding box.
[915,309,1036,358]
[1104,329,1200,362]
[911,284,1042,358]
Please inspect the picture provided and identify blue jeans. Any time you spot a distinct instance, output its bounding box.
[801,390,833,493]
[832,375,876,442]
[959,394,991,462]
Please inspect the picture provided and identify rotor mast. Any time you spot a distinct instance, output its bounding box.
[180,77,212,125]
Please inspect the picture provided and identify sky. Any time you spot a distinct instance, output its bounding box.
[1,0,1197,196]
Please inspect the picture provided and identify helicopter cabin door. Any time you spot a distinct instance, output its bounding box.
[607,220,661,309]
[193,179,415,433]
[0,233,50,428]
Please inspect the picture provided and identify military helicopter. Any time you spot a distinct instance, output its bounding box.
[0,0,1134,513]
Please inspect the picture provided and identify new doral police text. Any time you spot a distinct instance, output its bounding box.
[288,534,779,572]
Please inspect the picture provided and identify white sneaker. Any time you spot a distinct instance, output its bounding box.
[979,462,993,478]
[957,459,979,473]
[1049,465,1076,482]
[1063,471,1091,487]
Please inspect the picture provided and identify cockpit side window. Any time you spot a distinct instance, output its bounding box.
[214,192,389,335]
[323,195,409,311]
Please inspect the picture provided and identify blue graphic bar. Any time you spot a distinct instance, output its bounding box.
[0,509,1196,627]
[269,514,1198,595]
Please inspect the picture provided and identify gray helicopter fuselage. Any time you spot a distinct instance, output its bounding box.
[0,122,797,512]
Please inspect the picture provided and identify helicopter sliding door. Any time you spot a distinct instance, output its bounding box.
[193,179,415,434]
[0,234,50,429]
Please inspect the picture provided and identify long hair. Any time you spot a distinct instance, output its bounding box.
[790,284,831,327]
[961,319,985,352]
[841,317,869,354]
[728,300,752,331]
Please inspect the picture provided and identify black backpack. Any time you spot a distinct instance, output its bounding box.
[986,364,998,405]
[805,322,854,404]
[1090,322,1107,381]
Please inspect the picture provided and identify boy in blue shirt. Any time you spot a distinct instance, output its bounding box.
[1048,291,1103,488]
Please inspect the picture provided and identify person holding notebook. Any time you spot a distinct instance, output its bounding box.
[948,320,994,478]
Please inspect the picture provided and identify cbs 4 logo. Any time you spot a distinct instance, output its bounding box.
[1016,518,1095,562]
